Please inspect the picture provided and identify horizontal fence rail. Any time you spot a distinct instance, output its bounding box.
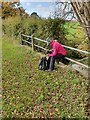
[21,34,32,38]
[21,40,32,45]
[34,44,48,51]
[65,57,89,69]
[34,37,47,43]
[21,34,90,69]
[62,45,90,55]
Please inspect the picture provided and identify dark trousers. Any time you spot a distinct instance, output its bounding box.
[47,54,66,70]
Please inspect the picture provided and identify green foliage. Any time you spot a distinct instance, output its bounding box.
[64,21,88,58]
[2,16,88,58]
[47,18,66,42]
[1,2,29,19]
[3,16,21,37]
[3,16,66,39]
[2,16,66,53]
[64,21,86,46]
[22,17,41,36]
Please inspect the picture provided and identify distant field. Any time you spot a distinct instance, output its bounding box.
[64,21,86,46]
[2,36,88,119]
[64,21,89,62]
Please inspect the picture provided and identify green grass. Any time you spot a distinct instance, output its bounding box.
[64,21,86,45]
[2,36,88,119]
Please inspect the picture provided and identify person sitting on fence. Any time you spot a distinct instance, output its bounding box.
[46,38,66,71]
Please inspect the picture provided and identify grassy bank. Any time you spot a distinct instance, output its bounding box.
[2,36,88,119]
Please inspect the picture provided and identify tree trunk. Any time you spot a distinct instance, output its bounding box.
[71,1,90,42]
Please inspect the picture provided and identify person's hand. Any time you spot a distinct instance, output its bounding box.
[46,50,52,54]
[48,49,52,52]
[46,51,50,54]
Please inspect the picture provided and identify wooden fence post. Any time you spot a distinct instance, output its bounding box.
[20,33,22,44]
[21,33,23,45]
[31,34,34,51]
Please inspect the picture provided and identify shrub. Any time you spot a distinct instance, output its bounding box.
[3,16,22,37]
[22,18,38,35]
[3,16,87,59]
[46,18,66,43]
[3,16,66,41]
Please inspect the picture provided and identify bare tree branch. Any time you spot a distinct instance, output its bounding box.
[52,1,76,20]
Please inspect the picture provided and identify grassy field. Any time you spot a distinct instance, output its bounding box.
[64,21,86,44]
[2,36,88,119]
[65,21,85,40]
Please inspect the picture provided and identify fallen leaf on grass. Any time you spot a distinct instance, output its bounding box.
[55,108,59,112]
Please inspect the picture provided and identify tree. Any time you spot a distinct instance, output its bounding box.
[31,12,40,19]
[52,1,76,20]
[1,1,29,19]
[71,1,90,42]
[54,1,90,42]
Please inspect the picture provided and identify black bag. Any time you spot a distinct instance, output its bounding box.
[38,57,47,70]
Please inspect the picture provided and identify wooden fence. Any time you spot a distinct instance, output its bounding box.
[21,34,90,69]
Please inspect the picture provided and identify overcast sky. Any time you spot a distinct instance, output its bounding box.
[20,1,55,18]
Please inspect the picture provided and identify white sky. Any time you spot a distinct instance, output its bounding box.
[20,2,55,18]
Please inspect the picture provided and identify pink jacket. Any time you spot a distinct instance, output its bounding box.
[48,40,66,57]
